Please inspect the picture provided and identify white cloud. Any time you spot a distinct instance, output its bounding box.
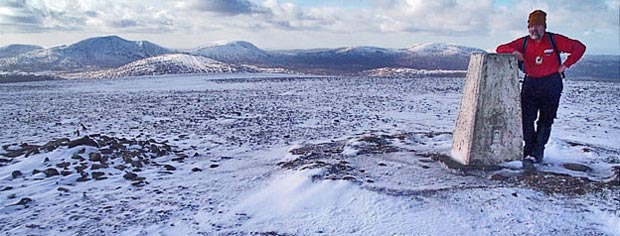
[0,0,618,54]
[0,0,178,33]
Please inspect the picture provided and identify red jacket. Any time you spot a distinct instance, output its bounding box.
[496,32,586,78]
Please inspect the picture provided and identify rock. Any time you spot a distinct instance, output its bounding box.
[15,197,33,206]
[43,138,69,151]
[3,150,25,158]
[563,163,593,172]
[164,165,176,171]
[56,162,70,168]
[89,152,102,162]
[490,174,508,181]
[57,187,70,192]
[43,168,60,177]
[91,163,109,170]
[342,175,358,181]
[100,148,113,155]
[150,145,162,155]
[71,154,85,161]
[60,171,72,176]
[123,172,138,181]
[12,170,22,178]
[100,155,109,163]
[7,193,16,199]
[76,173,90,182]
[209,164,220,169]
[25,147,40,157]
[1,186,13,191]
[68,136,99,148]
[32,169,42,175]
[191,167,203,172]
[172,154,187,162]
[92,172,106,180]
[114,165,127,171]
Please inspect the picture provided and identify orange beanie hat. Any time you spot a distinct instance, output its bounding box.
[528,10,547,27]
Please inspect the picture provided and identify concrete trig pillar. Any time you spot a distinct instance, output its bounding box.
[451,53,522,166]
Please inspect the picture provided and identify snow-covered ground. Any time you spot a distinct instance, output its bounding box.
[0,74,618,235]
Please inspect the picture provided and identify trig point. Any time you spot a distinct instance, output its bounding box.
[451,53,523,166]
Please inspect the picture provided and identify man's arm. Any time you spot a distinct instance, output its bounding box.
[554,34,586,69]
[496,37,525,61]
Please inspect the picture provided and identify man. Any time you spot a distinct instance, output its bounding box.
[496,10,586,164]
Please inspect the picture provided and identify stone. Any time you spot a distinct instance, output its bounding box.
[451,53,523,166]
[57,187,70,192]
[68,136,99,148]
[43,168,60,177]
[92,172,106,180]
[1,186,13,191]
[123,172,138,181]
[563,163,593,172]
[91,163,108,170]
[209,164,220,168]
[71,154,85,161]
[164,164,176,171]
[76,173,90,182]
[490,173,508,181]
[12,170,22,178]
[15,197,33,206]
[89,152,102,162]
[56,162,70,168]
[191,167,203,172]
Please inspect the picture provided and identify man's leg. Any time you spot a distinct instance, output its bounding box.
[532,73,563,162]
[521,77,539,159]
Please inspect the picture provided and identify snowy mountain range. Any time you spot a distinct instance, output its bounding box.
[61,53,259,79]
[0,44,43,58]
[0,36,171,72]
[0,35,618,80]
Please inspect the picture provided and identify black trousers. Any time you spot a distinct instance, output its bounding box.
[521,73,563,159]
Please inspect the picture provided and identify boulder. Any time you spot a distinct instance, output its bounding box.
[68,136,99,148]
[563,163,593,172]
[43,168,60,177]
[12,170,23,178]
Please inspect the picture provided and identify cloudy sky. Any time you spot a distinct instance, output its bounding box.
[0,0,618,54]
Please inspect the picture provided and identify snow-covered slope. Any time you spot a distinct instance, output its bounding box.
[66,53,257,79]
[360,67,467,77]
[0,44,43,59]
[192,41,270,63]
[406,42,485,56]
[0,36,172,72]
[0,75,618,235]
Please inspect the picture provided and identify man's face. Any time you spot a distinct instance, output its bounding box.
[528,25,545,40]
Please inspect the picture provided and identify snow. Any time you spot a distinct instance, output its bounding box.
[0,74,618,235]
[407,43,485,56]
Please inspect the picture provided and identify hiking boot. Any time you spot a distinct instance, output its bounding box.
[522,156,536,171]
[532,126,551,163]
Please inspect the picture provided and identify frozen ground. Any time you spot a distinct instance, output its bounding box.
[0,74,618,235]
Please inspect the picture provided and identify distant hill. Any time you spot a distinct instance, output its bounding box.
[0,44,43,59]
[0,36,172,72]
[63,53,258,79]
[0,36,618,80]
[567,55,620,79]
